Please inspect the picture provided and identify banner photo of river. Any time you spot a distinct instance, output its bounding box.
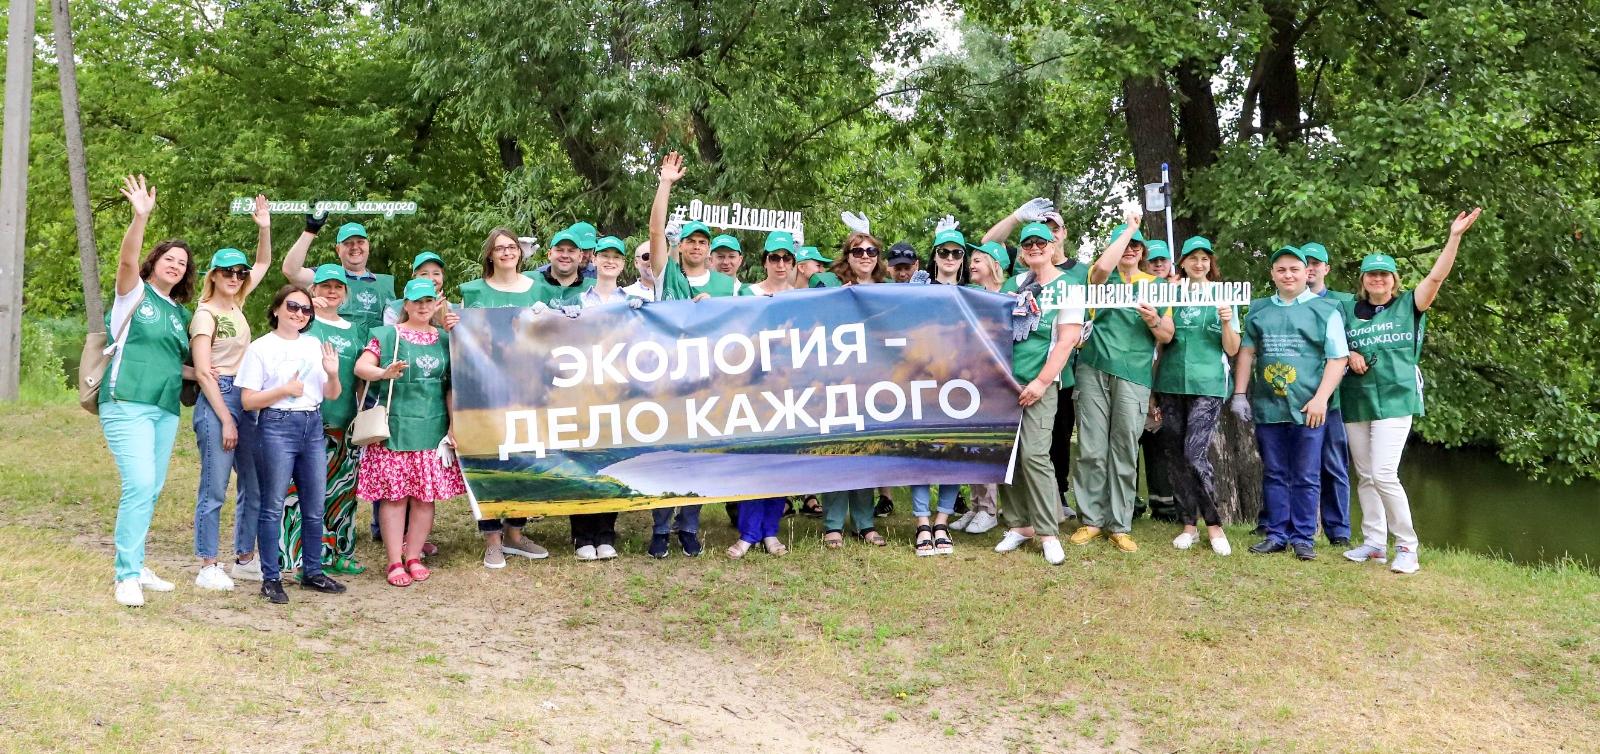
[450,285,1024,519]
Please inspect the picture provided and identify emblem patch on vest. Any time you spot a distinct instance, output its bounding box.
[414,354,441,376]
[1263,362,1298,397]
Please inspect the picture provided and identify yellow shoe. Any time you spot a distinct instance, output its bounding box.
[1068,526,1102,546]
[1109,532,1138,553]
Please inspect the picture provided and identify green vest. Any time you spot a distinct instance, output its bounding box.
[307,318,363,429]
[523,270,595,306]
[1243,295,1340,425]
[1001,265,1088,387]
[1079,270,1162,387]
[369,326,451,451]
[340,272,396,334]
[460,278,541,308]
[809,272,843,289]
[101,282,192,415]
[1154,305,1232,398]
[1324,288,1357,303]
[659,259,737,300]
[1339,292,1426,422]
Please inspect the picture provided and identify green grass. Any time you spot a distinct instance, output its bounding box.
[1,403,1597,752]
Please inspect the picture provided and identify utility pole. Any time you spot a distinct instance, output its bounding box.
[0,0,37,400]
[52,0,102,331]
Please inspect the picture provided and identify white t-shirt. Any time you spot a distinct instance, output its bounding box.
[236,332,328,411]
[107,283,175,386]
[621,281,655,302]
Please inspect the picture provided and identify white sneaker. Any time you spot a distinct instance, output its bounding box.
[1210,535,1232,556]
[1390,546,1420,574]
[575,545,598,561]
[138,567,174,592]
[1172,531,1198,550]
[230,557,263,582]
[994,530,1031,553]
[949,510,977,531]
[195,564,235,591]
[115,578,144,607]
[1042,538,1066,565]
[966,510,999,534]
[595,544,618,560]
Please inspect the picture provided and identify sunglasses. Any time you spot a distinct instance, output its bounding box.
[639,252,651,261]
[284,300,313,315]
[215,267,249,281]
[847,246,880,259]
[765,253,795,264]
[935,248,965,260]
[1020,239,1051,249]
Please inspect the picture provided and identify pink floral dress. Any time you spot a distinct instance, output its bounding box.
[355,327,467,503]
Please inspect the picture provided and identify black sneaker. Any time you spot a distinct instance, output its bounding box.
[677,530,703,557]
[1292,542,1317,561]
[1328,536,1351,547]
[1250,524,1269,537]
[260,579,289,604]
[874,495,894,518]
[648,533,670,559]
[1248,539,1288,555]
[725,502,740,529]
[953,496,968,516]
[299,572,347,594]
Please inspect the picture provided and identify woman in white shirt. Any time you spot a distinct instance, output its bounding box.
[237,285,346,604]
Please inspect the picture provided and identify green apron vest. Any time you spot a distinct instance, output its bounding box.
[1079,270,1161,388]
[1324,288,1357,303]
[809,271,843,289]
[1001,265,1088,387]
[308,318,363,429]
[102,282,192,415]
[1339,292,1426,422]
[659,258,736,301]
[369,326,451,451]
[1154,305,1230,398]
[460,278,541,308]
[340,272,396,334]
[523,270,595,306]
[1244,295,1340,425]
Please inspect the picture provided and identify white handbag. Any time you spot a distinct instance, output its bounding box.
[351,334,399,447]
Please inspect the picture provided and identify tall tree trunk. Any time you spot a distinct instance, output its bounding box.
[1174,59,1223,171]
[0,0,36,400]
[1259,0,1302,146]
[1120,75,1186,245]
[52,0,104,332]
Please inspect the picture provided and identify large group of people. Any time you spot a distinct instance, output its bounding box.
[95,162,1481,607]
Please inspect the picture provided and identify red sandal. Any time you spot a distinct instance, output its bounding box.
[386,562,412,587]
[405,558,431,582]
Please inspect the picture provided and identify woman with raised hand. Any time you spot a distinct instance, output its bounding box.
[1068,211,1172,554]
[101,175,196,607]
[991,221,1086,565]
[355,279,465,586]
[1340,209,1480,574]
[459,228,550,569]
[1152,236,1240,556]
[238,285,348,604]
[190,195,274,592]
[926,219,969,286]
[949,241,1012,535]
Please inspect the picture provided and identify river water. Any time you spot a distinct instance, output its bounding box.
[1391,443,1598,568]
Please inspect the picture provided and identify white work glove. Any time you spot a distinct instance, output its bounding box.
[793,227,805,246]
[664,217,683,246]
[436,437,457,468]
[517,236,540,261]
[1228,394,1253,423]
[934,215,959,234]
[840,211,870,235]
[1014,197,1055,223]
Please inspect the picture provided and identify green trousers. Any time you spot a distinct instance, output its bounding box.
[1072,364,1150,534]
[1001,387,1060,534]
[822,488,876,534]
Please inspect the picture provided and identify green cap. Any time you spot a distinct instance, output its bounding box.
[1271,245,1307,263]
[1144,240,1172,262]
[312,264,348,286]
[549,229,579,249]
[763,231,796,253]
[594,235,626,255]
[679,220,712,242]
[207,248,248,271]
[933,228,967,249]
[1359,253,1398,274]
[1181,236,1214,256]
[1109,224,1146,246]
[968,241,1011,271]
[710,234,742,253]
[565,222,598,251]
[335,222,368,243]
[796,246,832,264]
[1300,242,1329,263]
[411,251,444,271]
[402,278,439,301]
[1019,222,1054,244]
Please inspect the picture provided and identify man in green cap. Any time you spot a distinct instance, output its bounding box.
[1233,245,1349,561]
[796,245,839,288]
[709,234,747,292]
[1141,240,1178,282]
[528,223,598,306]
[1296,240,1354,547]
[283,216,396,338]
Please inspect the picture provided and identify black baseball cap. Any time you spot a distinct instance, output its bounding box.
[886,242,918,266]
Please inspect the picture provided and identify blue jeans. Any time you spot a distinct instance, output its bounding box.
[652,505,701,535]
[1319,409,1352,541]
[101,401,180,582]
[910,485,958,517]
[1255,421,1325,547]
[192,375,261,559]
[736,498,787,544]
[255,409,327,581]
